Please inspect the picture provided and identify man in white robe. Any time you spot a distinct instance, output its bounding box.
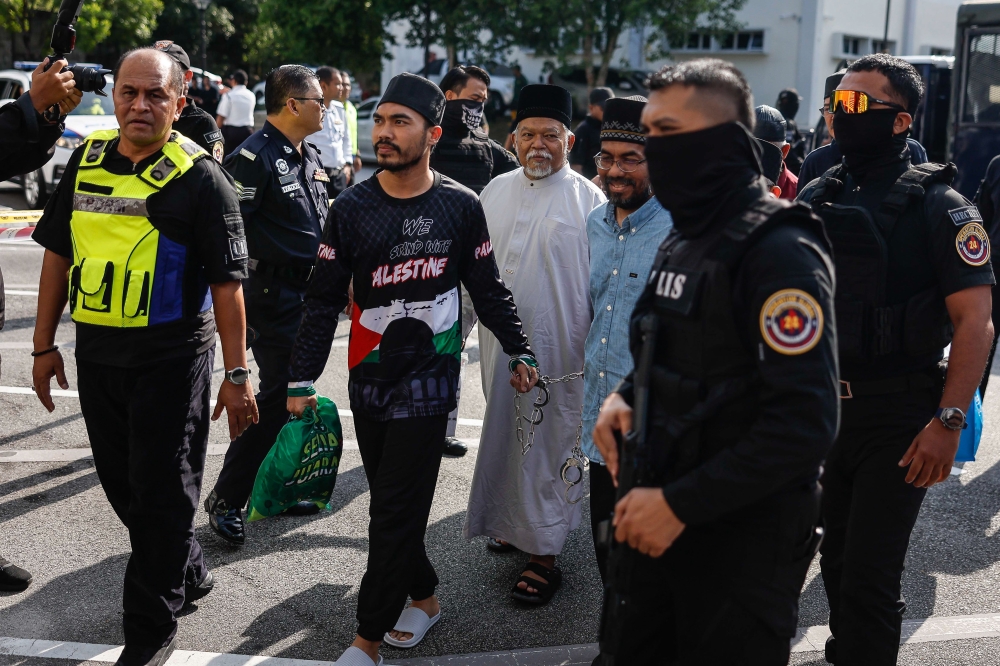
[465,84,606,604]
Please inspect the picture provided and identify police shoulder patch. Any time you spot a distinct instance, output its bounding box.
[239,148,256,161]
[759,289,824,355]
[956,222,991,266]
[212,141,224,164]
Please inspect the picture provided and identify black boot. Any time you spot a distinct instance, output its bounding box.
[0,557,31,592]
[825,635,836,663]
[204,490,245,545]
[443,437,468,457]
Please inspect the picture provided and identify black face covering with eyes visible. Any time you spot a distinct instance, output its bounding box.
[443,99,486,133]
[833,107,908,178]
[644,121,762,236]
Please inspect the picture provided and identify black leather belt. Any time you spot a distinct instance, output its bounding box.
[839,372,936,399]
[247,258,314,283]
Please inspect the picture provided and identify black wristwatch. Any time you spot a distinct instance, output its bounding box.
[225,367,251,385]
[935,407,968,431]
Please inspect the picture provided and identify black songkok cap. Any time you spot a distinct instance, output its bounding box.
[825,70,847,100]
[753,105,787,143]
[378,72,447,126]
[601,96,647,145]
[755,138,784,184]
[515,84,573,128]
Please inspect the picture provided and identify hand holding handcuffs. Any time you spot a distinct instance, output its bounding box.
[510,356,587,504]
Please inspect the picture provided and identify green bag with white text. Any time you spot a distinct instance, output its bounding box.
[247,395,343,522]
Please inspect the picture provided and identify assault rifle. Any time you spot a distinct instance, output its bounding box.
[594,312,658,665]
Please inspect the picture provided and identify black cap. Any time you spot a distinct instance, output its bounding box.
[753,105,787,143]
[515,84,573,128]
[755,138,784,184]
[153,40,190,70]
[601,96,647,145]
[825,70,847,100]
[589,87,614,110]
[378,72,447,126]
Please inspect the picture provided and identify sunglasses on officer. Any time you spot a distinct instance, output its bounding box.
[827,90,907,115]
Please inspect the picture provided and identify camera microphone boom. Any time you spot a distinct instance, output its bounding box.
[48,0,111,96]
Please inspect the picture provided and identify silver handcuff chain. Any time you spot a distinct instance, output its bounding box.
[513,370,588,504]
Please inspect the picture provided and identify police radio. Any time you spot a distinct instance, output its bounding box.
[44,0,112,118]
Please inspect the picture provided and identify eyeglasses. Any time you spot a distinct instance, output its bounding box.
[827,90,906,114]
[291,97,325,106]
[594,154,647,173]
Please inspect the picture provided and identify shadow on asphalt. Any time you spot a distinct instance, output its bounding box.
[0,461,98,526]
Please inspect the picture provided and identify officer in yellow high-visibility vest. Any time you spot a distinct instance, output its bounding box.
[30,47,258,666]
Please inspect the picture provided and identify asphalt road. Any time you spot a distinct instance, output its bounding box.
[5,206,1000,665]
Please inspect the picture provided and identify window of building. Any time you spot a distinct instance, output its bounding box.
[681,30,764,52]
[929,47,952,56]
[872,39,896,54]
[843,36,863,55]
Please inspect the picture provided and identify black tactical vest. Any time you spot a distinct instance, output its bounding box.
[430,126,494,195]
[807,162,955,364]
[645,195,828,480]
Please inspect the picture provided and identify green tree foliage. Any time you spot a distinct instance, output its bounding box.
[383,0,507,68]
[498,0,746,88]
[0,0,161,61]
[152,0,253,77]
[253,0,389,84]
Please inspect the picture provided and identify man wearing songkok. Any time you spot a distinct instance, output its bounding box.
[465,84,606,605]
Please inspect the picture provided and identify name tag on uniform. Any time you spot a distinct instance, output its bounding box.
[949,206,983,226]
[314,169,330,182]
[281,182,302,194]
[278,173,297,185]
[651,267,703,317]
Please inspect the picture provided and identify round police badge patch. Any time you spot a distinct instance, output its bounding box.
[275,159,290,175]
[956,222,990,266]
[760,289,824,355]
[212,141,224,164]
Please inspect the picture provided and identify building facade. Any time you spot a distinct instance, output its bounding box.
[383,0,966,128]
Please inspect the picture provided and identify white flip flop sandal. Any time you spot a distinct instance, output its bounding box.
[334,646,383,666]
[382,606,441,648]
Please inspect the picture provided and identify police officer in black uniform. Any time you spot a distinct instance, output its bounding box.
[430,65,518,195]
[204,65,330,544]
[797,54,995,666]
[592,59,839,665]
[975,153,1000,396]
[0,57,81,593]
[429,65,519,457]
[152,41,225,163]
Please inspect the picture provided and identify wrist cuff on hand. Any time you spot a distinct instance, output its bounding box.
[287,386,317,397]
[508,354,538,374]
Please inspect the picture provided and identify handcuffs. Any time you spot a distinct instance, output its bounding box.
[510,355,587,504]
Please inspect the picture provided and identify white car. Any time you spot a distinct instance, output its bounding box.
[355,95,380,163]
[0,69,117,208]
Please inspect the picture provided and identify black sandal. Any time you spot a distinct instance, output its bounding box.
[487,537,517,553]
[510,562,562,605]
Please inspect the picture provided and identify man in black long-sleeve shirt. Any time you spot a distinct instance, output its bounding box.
[0,57,80,594]
[592,59,838,665]
[286,73,538,666]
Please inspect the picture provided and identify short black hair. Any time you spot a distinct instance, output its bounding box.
[438,66,490,95]
[845,53,923,113]
[589,87,614,109]
[114,47,184,96]
[647,58,754,128]
[232,69,248,86]
[265,65,320,115]
[317,66,341,83]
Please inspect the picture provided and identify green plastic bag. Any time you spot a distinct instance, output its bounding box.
[247,395,343,522]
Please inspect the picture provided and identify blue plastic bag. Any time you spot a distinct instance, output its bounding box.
[955,389,983,463]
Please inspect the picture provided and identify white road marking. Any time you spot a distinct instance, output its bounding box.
[0,341,71,350]
[0,438,483,462]
[0,385,485,427]
[4,289,39,296]
[5,612,1000,666]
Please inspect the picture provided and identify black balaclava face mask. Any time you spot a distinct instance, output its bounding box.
[645,121,762,235]
[443,99,486,133]
[833,107,908,176]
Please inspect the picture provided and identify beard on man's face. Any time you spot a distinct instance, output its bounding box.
[603,175,653,211]
[375,134,429,172]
